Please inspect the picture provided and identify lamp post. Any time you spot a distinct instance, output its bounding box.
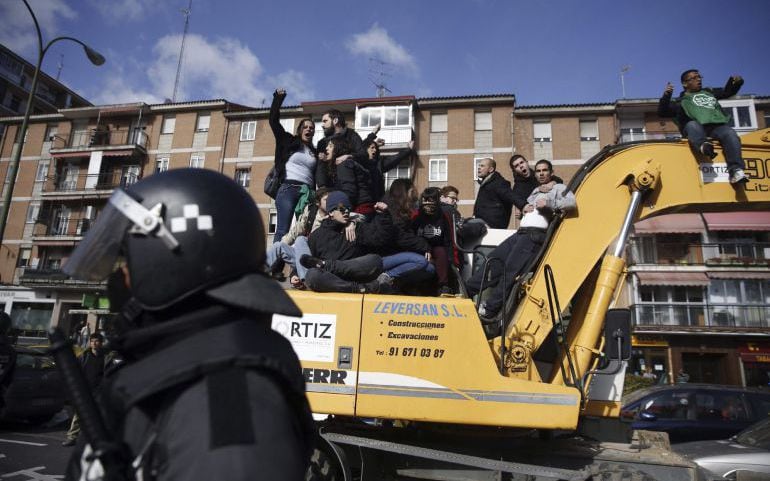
[0,0,105,245]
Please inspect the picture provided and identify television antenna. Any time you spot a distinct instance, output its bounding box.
[172,0,193,102]
[620,65,631,99]
[369,57,392,98]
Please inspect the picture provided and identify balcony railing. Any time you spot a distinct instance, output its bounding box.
[629,242,770,266]
[356,125,413,145]
[35,214,93,237]
[18,267,104,288]
[41,171,140,194]
[633,304,770,329]
[52,128,148,150]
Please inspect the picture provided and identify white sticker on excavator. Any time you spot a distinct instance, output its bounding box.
[272,313,336,362]
[700,162,730,183]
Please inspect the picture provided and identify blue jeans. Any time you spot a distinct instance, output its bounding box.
[382,252,435,278]
[273,183,303,243]
[265,236,312,280]
[683,121,745,173]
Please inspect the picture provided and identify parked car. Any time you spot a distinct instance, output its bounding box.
[0,346,66,424]
[673,417,770,479]
[621,383,770,443]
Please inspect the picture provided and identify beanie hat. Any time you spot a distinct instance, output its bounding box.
[326,191,352,211]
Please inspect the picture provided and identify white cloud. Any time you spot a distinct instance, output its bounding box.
[268,70,315,104]
[0,0,77,59]
[90,34,314,107]
[87,0,155,23]
[346,24,418,75]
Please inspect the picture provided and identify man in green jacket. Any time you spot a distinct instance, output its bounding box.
[658,69,748,184]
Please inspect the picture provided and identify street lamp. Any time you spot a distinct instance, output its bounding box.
[0,0,105,244]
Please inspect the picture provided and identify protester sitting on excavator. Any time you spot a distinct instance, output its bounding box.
[510,154,562,214]
[302,191,394,293]
[466,160,576,322]
[658,69,748,184]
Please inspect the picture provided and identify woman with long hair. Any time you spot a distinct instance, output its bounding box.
[270,88,316,242]
[377,178,435,292]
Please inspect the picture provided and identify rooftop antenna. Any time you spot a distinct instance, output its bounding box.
[55,53,63,80]
[620,65,631,99]
[369,57,392,98]
[172,0,193,103]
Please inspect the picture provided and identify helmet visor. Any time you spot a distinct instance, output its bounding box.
[62,193,132,281]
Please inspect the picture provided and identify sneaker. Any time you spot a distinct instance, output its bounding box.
[358,280,381,294]
[61,438,76,447]
[299,254,325,270]
[438,285,453,296]
[700,141,717,159]
[729,168,749,184]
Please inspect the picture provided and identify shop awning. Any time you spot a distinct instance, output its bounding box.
[703,212,770,231]
[635,271,710,286]
[708,271,770,280]
[634,214,706,234]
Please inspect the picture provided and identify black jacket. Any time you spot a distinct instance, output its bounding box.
[658,77,743,134]
[67,307,313,481]
[336,159,374,207]
[79,349,105,390]
[379,198,430,256]
[270,92,315,178]
[472,171,517,229]
[309,213,394,261]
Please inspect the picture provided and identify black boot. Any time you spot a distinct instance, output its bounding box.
[300,254,325,270]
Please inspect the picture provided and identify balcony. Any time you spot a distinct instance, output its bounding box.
[18,267,103,289]
[49,127,148,155]
[356,125,413,146]
[629,241,770,267]
[619,130,682,143]
[633,304,770,329]
[40,170,140,199]
[32,213,93,243]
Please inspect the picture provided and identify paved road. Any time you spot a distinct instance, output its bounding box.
[0,409,72,479]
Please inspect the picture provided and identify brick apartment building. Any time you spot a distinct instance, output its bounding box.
[0,88,768,387]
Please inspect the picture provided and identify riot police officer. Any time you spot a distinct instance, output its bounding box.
[63,169,313,480]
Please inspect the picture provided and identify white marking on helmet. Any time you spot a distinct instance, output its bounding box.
[170,204,213,233]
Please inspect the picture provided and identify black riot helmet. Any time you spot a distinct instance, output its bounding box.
[64,169,301,317]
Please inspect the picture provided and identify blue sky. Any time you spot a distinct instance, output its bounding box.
[1,0,768,108]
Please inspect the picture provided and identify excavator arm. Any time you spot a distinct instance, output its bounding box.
[500,129,770,392]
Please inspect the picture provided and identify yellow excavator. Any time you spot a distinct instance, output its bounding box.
[277,128,770,480]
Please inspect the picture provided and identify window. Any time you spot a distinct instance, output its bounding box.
[161,115,176,134]
[383,106,410,127]
[638,390,694,420]
[44,124,58,142]
[234,168,250,187]
[10,302,53,333]
[195,113,210,132]
[580,120,598,141]
[268,209,277,235]
[431,113,448,133]
[189,153,205,168]
[9,95,21,112]
[429,159,447,182]
[475,111,492,131]
[383,159,411,191]
[279,118,294,133]
[533,120,552,142]
[240,121,256,141]
[25,203,40,224]
[35,160,49,182]
[359,106,411,129]
[620,117,646,142]
[718,100,757,131]
[17,247,31,268]
[473,157,486,181]
[156,156,169,173]
[359,108,382,128]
